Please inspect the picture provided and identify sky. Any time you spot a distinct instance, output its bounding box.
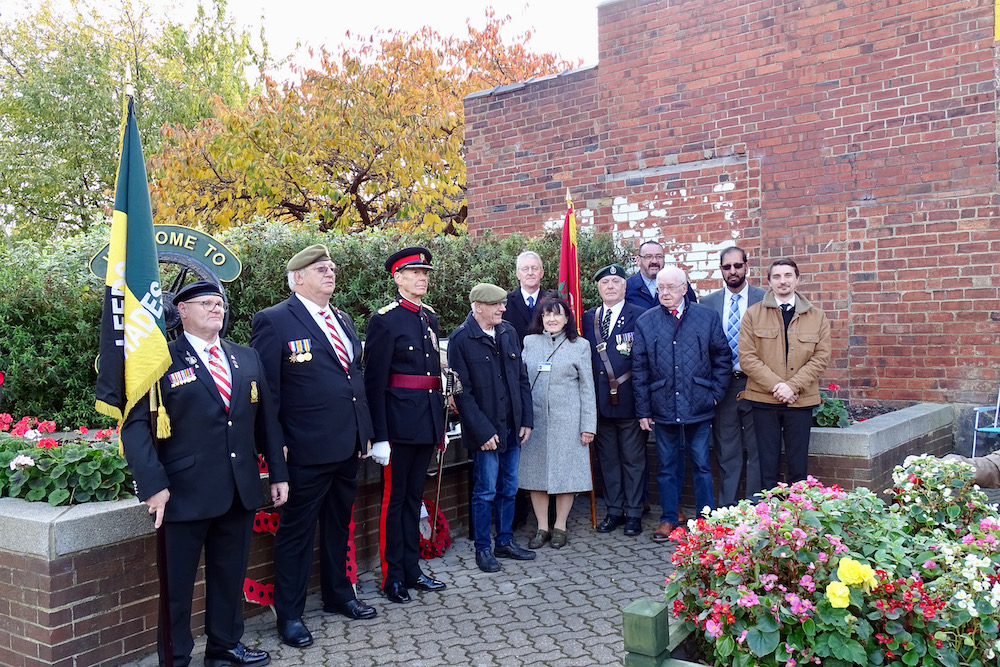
[6,0,601,69]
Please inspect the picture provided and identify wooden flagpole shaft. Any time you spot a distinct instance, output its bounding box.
[148,386,173,663]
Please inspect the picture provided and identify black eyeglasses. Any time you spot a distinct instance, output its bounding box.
[721,263,745,271]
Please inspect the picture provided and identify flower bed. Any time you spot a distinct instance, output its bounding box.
[0,416,130,506]
[666,456,1000,666]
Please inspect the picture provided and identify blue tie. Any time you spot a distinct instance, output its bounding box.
[726,293,740,366]
[526,295,534,309]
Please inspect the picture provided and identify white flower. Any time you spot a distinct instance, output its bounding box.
[8,454,35,471]
[21,429,38,441]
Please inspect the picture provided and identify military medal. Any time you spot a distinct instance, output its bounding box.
[229,353,239,369]
[168,367,197,388]
[287,339,313,363]
[250,380,259,403]
[616,332,634,356]
[184,352,198,366]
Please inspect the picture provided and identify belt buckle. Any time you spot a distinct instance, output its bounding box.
[596,343,607,352]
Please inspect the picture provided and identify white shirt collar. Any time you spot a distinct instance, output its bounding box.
[520,287,541,303]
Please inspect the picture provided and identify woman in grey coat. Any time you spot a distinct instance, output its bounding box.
[519,297,597,549]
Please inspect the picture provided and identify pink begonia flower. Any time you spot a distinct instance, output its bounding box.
[737,592,759,608]
[705,618,723,639]
[737,629,748,644]
[799,575,816,592]
[923,560,938,569]
[817,553,829,563]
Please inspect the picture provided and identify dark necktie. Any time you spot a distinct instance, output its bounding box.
[600,308,612,340]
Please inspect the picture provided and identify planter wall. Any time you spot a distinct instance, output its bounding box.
[0,460,470,667]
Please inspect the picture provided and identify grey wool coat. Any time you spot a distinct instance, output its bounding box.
[518,332,598,494]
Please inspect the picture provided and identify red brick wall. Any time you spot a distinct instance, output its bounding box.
[464,0,1000,405]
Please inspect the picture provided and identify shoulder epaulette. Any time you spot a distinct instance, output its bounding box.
[377,301,400,315]
[422,302,436,314]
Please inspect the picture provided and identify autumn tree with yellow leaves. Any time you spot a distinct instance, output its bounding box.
[148,12,577,234]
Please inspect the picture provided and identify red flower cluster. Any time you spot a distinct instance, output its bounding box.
[36,438,58,449]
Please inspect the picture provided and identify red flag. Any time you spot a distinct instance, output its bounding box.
[558,192,582,322]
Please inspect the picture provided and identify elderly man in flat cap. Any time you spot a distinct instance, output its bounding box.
[122,281,288,667]
[581,265,650,537]
[448,283,535,572]
[363,246,447,603]
[250,244,377,650]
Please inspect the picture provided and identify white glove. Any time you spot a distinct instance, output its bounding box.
[370,440,391,466]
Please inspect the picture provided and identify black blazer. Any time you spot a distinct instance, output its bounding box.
[581,301,648,420]
[121,336,288,523]
[503,287,557,343]
[250,295,374,466]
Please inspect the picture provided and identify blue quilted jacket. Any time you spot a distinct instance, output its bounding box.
[632,301,731,424]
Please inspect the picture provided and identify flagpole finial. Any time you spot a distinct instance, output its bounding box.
[565,188,572,204]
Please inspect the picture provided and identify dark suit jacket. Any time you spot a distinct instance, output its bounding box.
[362,296,444,445]
[700,284,767,357]
[503,287,557,343]
[625,272,698,310]
[581,301,647,419]
[121,336,288,523]
[250,295,374,466]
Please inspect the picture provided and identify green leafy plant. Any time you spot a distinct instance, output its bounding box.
[814,382,850,428]
[665,456,1000,666]
[0,417,131,506]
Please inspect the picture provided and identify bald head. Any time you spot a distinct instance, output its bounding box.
[656,266,688,310]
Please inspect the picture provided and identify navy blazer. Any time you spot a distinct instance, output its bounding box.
[581,302,647,419]
[625,272,698,310]
[503,287,557,344]
[250,295,374,466]
[448,313,533,452]
[121,336,288,523]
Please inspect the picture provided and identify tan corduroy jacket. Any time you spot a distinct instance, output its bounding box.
[738,291,831,408]
[944,453,1000,488]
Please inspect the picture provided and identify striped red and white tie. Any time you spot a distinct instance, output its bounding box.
[322,311,351,371]
[207,345,231,411]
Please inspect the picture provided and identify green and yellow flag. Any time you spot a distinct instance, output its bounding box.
[94,97,170,422]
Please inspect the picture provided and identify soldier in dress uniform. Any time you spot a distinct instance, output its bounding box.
[363,247,448,604]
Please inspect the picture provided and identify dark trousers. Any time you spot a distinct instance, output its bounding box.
[379,442,435,588]
[712,375,761,506]
[274,457,359,621]
[750,402,813,490]
[594,416,646,518]
[160,497,253,667]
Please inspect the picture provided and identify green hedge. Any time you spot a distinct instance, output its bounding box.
[0,220,633,427]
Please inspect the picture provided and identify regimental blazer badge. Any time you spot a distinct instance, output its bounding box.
[287,339,313,363]
[168,367,197,388]
[615,332,634,356]
[250,381,259,403]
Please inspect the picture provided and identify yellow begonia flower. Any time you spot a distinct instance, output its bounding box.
[827,581,851,608]
[838,557,877,592]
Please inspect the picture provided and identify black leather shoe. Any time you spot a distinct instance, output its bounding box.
[205,643,270,666]
[624,517,643,536]
[276,618,313,648]
[383,581,412,603]
[595,515,625,533]
[476,549,501,572]
[408,573,446,592]
[324,598,378,619]
[493,541,536,560]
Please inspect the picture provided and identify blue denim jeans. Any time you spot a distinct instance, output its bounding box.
[653,420,714,524]
[470,432,520,552]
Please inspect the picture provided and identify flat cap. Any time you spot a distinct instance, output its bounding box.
[287,244,332,272]
[593,264,627,281]
[469,283,507,304]
[386,246,434,274]
[174,280,223,303]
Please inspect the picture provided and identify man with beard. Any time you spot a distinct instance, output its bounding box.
[701,247,766,506]
[625,241,697,309]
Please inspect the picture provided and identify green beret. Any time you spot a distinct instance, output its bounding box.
[287,244,331,272]
[593,264,627,281]
[469,283,507,304]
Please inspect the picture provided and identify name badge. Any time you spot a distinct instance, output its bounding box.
[538,362,552,372]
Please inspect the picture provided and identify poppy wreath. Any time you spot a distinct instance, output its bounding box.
[419,499,451,560]
[253,510,279,534]
[242,578,274,606]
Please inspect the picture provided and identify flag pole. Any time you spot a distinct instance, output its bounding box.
[148,385,173,663]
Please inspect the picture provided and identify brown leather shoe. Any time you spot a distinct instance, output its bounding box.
[678,507,687,523]
[651,521,676,543]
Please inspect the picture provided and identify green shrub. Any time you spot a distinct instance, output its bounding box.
[0,219,633,425]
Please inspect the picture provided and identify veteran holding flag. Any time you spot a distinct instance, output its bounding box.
[122,282,289,667]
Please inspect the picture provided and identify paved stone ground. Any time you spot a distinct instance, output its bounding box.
[120,503,678,667]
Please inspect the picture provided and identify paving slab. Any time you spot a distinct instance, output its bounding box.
[116,503,680,667]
